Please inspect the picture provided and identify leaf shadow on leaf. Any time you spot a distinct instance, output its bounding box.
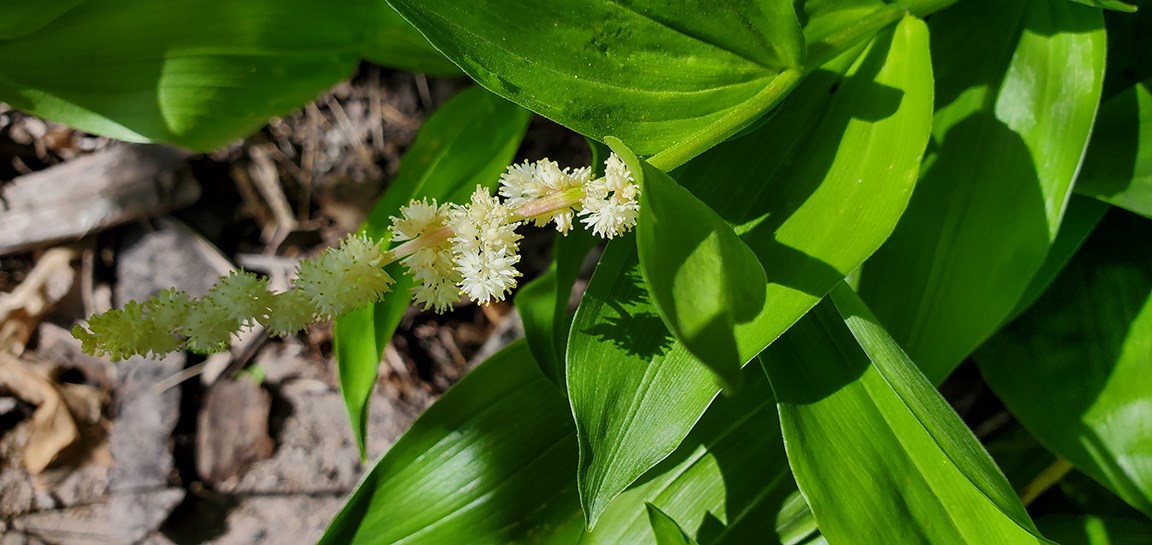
[980,209,1152,514]
[1078,82,1144,200]
[761,297,869,406]
[582,258,676,361]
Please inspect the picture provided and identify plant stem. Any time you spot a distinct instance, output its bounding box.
[1020,458,1074,506]
[510,187,585,223]
[388,225,452,261]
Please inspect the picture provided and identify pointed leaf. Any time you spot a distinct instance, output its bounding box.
[625,138,766,390]
[761,284,1052,544]
[977,210,1152,516]
[858,0,1107,383]
[568,15,933,524]
[334,87,530,457]
[647,504,700,545]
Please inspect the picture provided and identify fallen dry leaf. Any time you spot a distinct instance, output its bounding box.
[0,354,79,473]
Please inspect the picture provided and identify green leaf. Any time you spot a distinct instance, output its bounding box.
[384,0,810,158]
[324,342,815,545]
[334,87,530,457]
[0,0,383,151]
[1035,515,1152,545]
[976,209,1152,517]
[1011,195,1109,319]
[0,0,81,39]
[320,341,586,545]
[581,365,816,545]
[647,504,700,545]
[362,2,461,76]
[568,15,933,524]
[625,138,766,391]
[1075,81,1152,218]
[1067,0,1138,13]
[515,228,599,386]
[857,0,1107,383]
[761,283,1052,544]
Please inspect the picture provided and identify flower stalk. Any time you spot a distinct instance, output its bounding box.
[73,152,640,362]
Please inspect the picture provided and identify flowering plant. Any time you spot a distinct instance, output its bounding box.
[6,0,1150,542]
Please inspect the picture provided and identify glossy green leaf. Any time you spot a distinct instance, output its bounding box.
[334,87,530,457]
[0,0,81,39]
[1012,195,1109,319]
[761,284,1051,544]
[580,366,816,545]
[1067,0,1138,12]
[324,342,815,545]
[976,210,1152,516]
[1035,515,1152,545]
[384,0,806,158]
[1075,81,1152,218]
[362,3,461,76]
[320,341,586,545]
[568,15,933,524]
[627,138,766,390]
[0,0,379,150]
[647,504,699,545]
[858,0,1107,383]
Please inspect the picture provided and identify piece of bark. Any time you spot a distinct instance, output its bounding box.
[0,144,196,255]
[195,377,274,491]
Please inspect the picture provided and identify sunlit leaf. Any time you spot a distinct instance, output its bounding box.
[647,504,699,545]
[858,0,1107,383]
[334,87,530,457]
[761,284,1052,544]
[568,15,933,524]
[977,209,1152,517]
[626,137,766,390]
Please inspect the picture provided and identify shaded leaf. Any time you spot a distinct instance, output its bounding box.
[858,0,1107,383]
[977,209,1152,516]
[1035,515,1152,545]
[627,137,766,390]
[1067,0,1138,12]
[0,0,81,39]
[1075,80,1152,218]
[761,284,1051,544]
[334,87,530,456]
[361,3,461,76]
[0,0,386,150]
[568,15,933,524]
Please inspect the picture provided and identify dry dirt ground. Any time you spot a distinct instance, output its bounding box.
[0,64,586,545]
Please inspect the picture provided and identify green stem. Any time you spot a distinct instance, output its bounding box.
[646,0,959,172]
[1020,458,1074,506]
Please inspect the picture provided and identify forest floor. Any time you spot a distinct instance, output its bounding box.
[0,63,587,545]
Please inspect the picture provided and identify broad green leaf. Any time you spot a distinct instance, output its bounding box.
[0,0,81,39]
[580,366,816,545]
[647,504,699,545]
[362,2,461,76]
[1068,0,1138,12]
[1035,515,1152,545]
[1012,195,1109,319]
[320,341,586,545]
[568,15,933,524]
[976,209,1152,516]
[626,137,766,390]
[858,0,1107,383]
[761,284,1052,544]
[324,342,815,545]
[0,0,383,151]
[384,0,806,158]
[334,87,530,457]
[1075,81,1152,218]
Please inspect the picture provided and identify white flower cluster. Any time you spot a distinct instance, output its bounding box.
[391,152,639,313]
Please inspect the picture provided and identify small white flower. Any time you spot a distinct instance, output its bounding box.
[579,153,640,239]
[390,198,461,312]
[448,186,523,304]
[391,198,444,242]
[499,159,590,235]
